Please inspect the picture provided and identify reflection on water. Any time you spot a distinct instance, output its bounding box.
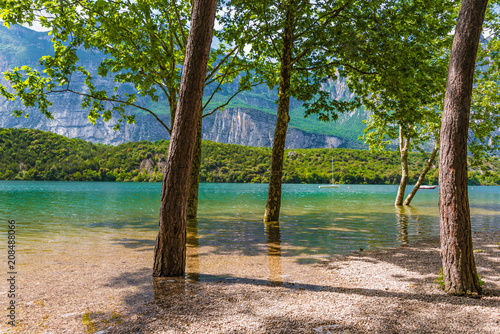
[265,221,282,285]
[395,206,410,246]
[1,181,499,284]
[186,219,200,282]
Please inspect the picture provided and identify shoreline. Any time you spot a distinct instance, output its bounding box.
[1,231,499,333]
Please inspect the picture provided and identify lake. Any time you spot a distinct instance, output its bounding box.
[0,181,499,280]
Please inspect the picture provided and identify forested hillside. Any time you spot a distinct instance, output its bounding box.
[1,128,499,185]
[0,24,365,148]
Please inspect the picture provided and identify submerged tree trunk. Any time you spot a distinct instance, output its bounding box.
[264,1,295,222]
[395,126,410,206]
[187,113,202,219]
[404,142,439,205]
[153,0,217,277]
[439,0,487,295]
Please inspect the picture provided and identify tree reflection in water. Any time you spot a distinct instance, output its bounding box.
[265,221,283,286]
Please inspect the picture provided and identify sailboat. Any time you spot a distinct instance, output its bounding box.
[319,157,339,188]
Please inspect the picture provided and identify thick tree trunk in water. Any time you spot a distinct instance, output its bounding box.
[395,127,410,206]
[404,143,439,205]
[153,0,217,277]
[187,114,202,219]
[439,0,488,295]
[264,1,295,222]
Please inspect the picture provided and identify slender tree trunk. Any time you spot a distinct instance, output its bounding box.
[264,1,295,222]
[439,0,488,295]
[395,126,410,206]
[168,87,178,131]
[153,0,217,277]
[404,142,439,205]
[187,113,202,219]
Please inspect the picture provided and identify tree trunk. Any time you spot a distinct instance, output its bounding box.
[168,86,178,131]
[264,1,295,222]
[153,0,217,277]
[439,0,488,295]
[404,142,439,205]
[187,113,202,219]
[395,126,410,206]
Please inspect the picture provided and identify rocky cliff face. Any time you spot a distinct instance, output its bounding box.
[0,102,347,148]
[0,25,352,149]
[203,108,346,148]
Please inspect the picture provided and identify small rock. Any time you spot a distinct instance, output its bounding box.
[61,312,77,317]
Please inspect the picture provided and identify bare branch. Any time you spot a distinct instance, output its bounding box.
[45,88,171,134]
[205,45,240,81]
[202,83,260,118]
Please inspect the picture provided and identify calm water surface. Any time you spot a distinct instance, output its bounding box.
[1,181,499,258]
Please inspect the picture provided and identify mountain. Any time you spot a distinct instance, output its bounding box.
[0,24,369,149]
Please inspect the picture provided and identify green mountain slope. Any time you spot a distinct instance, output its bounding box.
[1,129,498,185]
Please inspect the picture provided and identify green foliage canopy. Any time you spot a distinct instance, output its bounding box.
[471,0,500,163]
[0,0,253,132]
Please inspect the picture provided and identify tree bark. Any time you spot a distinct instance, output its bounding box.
[439,0,488,295]
[168,86,178,131]
[153,0,217,277]
[187,113,202,219]
[395,126,410,206]
[264,0,295,222]
[404,142,439,205]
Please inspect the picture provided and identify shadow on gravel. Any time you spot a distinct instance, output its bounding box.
[98,232,499,333]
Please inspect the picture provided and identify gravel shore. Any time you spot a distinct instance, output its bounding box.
[2,231,499,333]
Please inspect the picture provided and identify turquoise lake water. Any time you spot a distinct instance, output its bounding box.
[0,181,499,256]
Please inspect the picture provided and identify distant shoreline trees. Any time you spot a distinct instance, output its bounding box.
[1,128,499,186]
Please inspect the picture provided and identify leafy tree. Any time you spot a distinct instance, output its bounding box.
[151,0,217,277]
[0,0,254,219]
[221,0,373,221]
[470,0,500,164]
[221,0,461,221]
[439,0,488,296]
[340,0,458,205]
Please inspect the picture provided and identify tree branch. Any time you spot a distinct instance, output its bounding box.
[202,83,261,118]
[45,87,171,134]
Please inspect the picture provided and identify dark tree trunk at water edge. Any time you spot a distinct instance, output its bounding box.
[153,0,217,277]
[187,114,202,220]
[395,127,410,206]
[404,143,438,206]
[264,0,295,222]
[438,0,488,295]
